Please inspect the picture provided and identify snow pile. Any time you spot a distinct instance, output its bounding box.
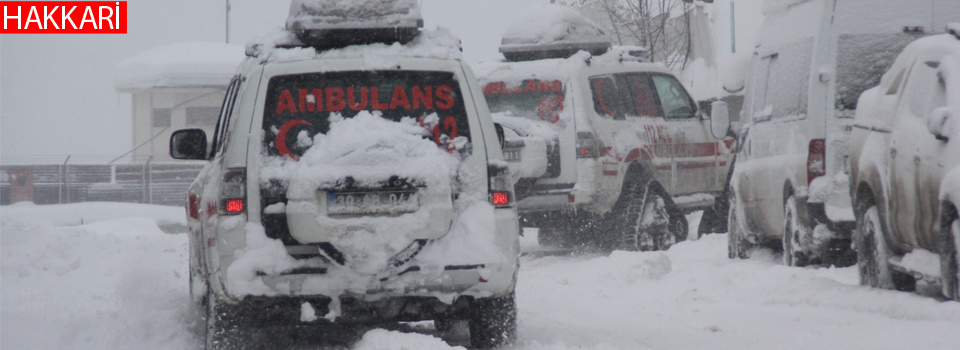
[680,53,752,99]
[492,112,562,142]
[263,112,461,199]
[0,203,195,350]
[415,201,509,266]
[4,203,960,349]
[353,329,464,350]
[899,249,941,279]
[287,0,421,30]
[500,4,609,48]
[259,112,462,273]
[115,42,245,91]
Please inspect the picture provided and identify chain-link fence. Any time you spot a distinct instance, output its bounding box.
[0,157,204,207]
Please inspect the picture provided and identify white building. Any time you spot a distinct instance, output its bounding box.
[115,42,245,162]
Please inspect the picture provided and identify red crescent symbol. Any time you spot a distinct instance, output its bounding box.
[275,119,313,160]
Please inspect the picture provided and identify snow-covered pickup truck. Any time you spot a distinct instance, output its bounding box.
[168,1,520,349]
[849,27,960,301]
[477,4,734,252]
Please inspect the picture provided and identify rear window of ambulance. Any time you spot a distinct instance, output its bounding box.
[262,71,469,159]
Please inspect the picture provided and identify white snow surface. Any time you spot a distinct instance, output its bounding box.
[262,112,460,195]
[501,4,609,47]
[899,249,941,279]
[258,112,466,275]
[247,27,463,69]
[492,112,562,142]
[115,42,245,91]
[4,202,960,349]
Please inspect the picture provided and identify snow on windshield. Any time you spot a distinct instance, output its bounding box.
[836,33,918,111]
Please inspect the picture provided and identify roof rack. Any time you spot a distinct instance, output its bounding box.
[609,45,650,62]
[501,41,610,62]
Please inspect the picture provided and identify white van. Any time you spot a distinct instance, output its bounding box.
[729,0,959,266]
[169,3,520,349]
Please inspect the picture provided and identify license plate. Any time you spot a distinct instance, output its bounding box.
[327,191,419,216]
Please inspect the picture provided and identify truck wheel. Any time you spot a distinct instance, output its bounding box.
[727,191,752,259]
[469,292,517,349]
[856,206,913,290]
[783,196,812,267]
[614,181,678,251]
[940,205,959,301]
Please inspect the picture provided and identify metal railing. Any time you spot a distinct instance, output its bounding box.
[0,156,204,207]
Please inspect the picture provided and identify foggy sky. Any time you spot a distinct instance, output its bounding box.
[0,0,547,162]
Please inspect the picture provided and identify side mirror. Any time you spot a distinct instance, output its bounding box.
[710,101,731,140]
[698,100,713,118]
[170,129,209,160]
[495,123,506,149]
[928,107,953,142]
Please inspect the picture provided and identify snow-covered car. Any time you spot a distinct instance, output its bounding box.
[849,26,960,301]
[728,0,960,267]
[477,4,734,252]
[168,4,520,349]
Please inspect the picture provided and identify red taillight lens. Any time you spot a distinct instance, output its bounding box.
[224,199,245,213]
[492,191,510,206]
[219,168,246,215]
[488,162,514,208]
[576,132,601,158]
[187,193,200,219]
[807,139,826,186]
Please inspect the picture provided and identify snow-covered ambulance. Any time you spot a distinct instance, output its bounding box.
[169,1,519,348]
[477,4,735,252]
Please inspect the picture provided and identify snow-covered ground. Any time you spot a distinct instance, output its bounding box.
[3,202,960,350]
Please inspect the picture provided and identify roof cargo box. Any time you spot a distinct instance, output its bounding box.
[499,4,611,61]
[286,0,424,49]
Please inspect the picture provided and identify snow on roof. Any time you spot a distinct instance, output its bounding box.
[286,0,422,30]
[244,27,463,69]
[476,49,670,86]
[500,3,610,58]
[475,55,584,85]
[115,42,245,91]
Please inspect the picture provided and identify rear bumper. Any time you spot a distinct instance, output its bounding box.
[796,186,855,239]
[254,262,514,298]
[219,293,481,325]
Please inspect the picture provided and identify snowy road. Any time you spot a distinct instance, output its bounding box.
[3,202,960,350]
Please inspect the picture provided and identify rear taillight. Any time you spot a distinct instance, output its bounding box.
[488,162,514,208]
[576,132,601,158]
[491,191,510,206]
[807,139,825,186]
[187,193,200,219]
[219,168,246,215]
